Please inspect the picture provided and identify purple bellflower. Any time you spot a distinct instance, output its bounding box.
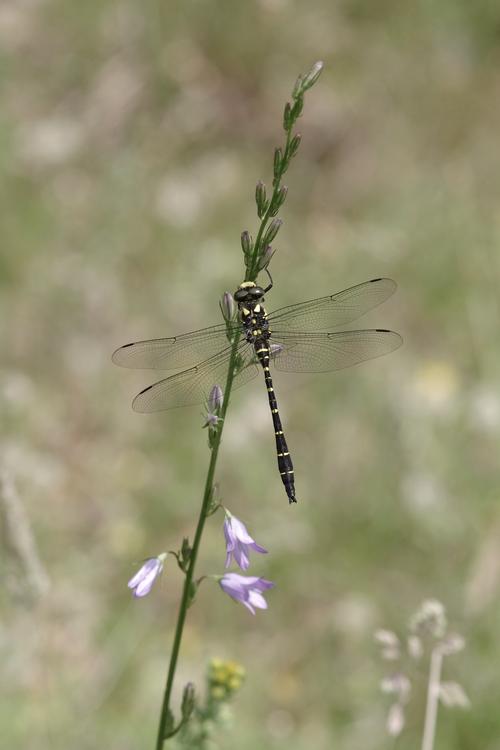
[219,573,274,615]
[128,553,167,598]
[224,510,267,570]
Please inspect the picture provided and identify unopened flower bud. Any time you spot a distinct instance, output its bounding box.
[269,185,288,216]
[208,384,223,412]
[273,147,283,180]
[255,181,267,218]
[283,101,292,130]
[263,218,282,245]
[293,61,324,99]
[181,682,196,720]
[300,60,324,92]
[291,94,304,120]
[219,292,235,321]
[257,244,276,271]
[240,230,253,257]
[127,553,167,598]
[289,134,301,157]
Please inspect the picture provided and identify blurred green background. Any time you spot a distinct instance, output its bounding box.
[2,1,500,748]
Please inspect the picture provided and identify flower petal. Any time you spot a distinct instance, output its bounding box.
[241,599,256,615]
[248,590,268,610]
[127,558,159,589]
[229,516,255,545]
[249,542,267,554]
[254,578,274,591]
[233,543,250,571]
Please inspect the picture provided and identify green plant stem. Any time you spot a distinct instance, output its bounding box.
[246,127,293,281]
[155,331,242,750]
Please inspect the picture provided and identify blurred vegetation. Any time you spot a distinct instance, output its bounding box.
[1,1,500,748]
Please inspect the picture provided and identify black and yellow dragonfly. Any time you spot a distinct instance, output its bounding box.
[113,277,402,503]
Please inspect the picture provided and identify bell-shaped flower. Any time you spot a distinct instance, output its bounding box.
[219,573,274,615]
[128,553,167,598]
[223,510,267,570]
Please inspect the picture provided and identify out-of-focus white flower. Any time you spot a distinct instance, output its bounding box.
[407,634,423,659]
[410,599,447,638]
[411,361,459,415]
[380,673,411,702]
[18,117,84,166]
[375,629,401,659]
[386,702,405,736]
[438,682,470,709]
[438,633,466,656]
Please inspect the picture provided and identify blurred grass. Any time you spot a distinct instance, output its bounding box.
[1,0,500,748]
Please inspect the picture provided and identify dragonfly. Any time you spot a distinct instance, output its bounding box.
[113,276,402,504]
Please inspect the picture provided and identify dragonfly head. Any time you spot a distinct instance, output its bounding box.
[234,281,266,304]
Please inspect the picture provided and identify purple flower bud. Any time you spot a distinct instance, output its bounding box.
[255,180,267,218]
[223,510,267,570]
[257,244,276,271]
[240,231,253,257]
[128,554,166,598]
[181,682,196,720]
[219,573,274,615]
[263,218,282,245]
[208,384,224,413]
[269,342,284,359]
[219,292,235,321]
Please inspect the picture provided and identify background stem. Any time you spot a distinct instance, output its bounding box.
[421,648,443,750]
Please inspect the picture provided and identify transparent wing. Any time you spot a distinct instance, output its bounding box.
[132,342,258,413]
[112,322,240,370]
[268,329,402,373]
[267,278,397,332]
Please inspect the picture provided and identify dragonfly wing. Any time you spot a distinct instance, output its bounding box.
[267,278,397,332]
[132,343,258,412]
[268,329,402,372]
[112,322,240,370]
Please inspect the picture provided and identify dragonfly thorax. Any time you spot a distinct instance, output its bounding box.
[239,301,270,344]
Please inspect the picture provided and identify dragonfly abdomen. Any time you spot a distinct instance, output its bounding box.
[255,342,297,504]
